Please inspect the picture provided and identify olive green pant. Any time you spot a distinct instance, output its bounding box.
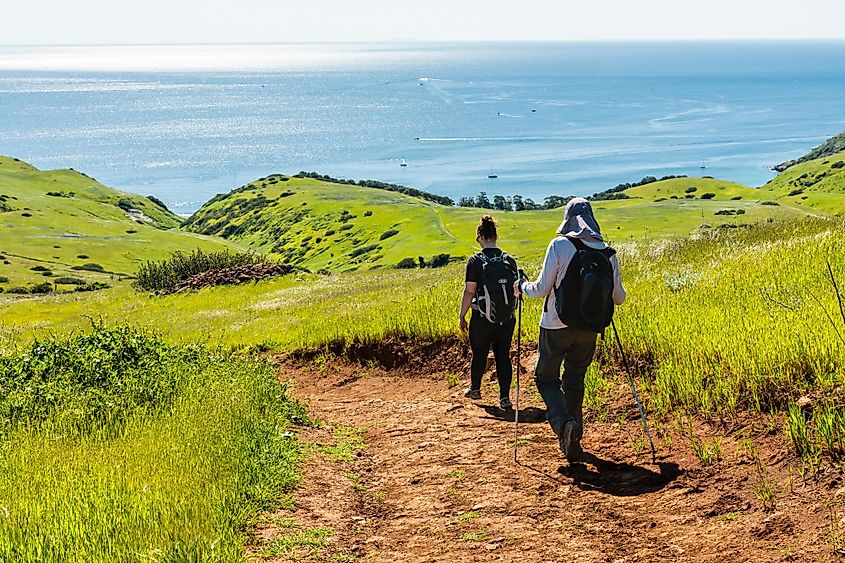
[534,326,598,435]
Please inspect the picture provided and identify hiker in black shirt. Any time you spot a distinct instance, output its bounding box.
[459,215,519,409]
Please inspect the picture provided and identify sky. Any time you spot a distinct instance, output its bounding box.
[3,0,845,45]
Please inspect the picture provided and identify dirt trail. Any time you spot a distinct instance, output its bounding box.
[254,356,843,562]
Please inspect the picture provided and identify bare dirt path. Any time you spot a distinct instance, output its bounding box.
[253,357,843,562]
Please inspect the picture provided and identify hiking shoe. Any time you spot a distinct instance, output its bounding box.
[560,419,583,462]
[500,396,512,410]
[463,388,481,400]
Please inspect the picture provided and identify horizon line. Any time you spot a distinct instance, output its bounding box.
[2,38,845,49]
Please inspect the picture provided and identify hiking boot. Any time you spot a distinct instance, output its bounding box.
[560,419,583,462]
[463,388,481,400]
[500,396,512,410]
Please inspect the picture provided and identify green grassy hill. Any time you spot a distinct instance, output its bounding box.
[774,131,845,171]
[761,149,845,214]
[0,156,242,291]
[184,174,821,272]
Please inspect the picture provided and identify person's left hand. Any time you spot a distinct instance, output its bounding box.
[459,316,469,333]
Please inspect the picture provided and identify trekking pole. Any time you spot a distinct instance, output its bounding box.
[514,270,526,464]
[611,318,657,463]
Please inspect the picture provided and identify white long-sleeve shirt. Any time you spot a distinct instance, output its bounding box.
[521,236,626,330]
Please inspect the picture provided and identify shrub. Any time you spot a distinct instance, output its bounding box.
[339,224,353,232]
[72,263,106,272]
[685,187,698,193]
[699,193,716,200]
[5,286,29,294]
[126,229,138,234]
[324,229,335,237]
[730,196,742,201]
[74,282,110,292]
[396,257,417,269]
[428,254,452,268]
[655,198,666,202]
[0,276,8,283]
[146,194,170,211]
[788,188,804,196]
[77,254,89,259]
[364,210,373,217]
[736,209,746,215]
[349,244,380,259]
[379,229,400,241]
[670,195,679,199]
[29,282,53,294]
[760,201,780,206]
[832,161,845,169]
[53,277,86,285]
[134,249,270,292]
[30,266,50,272]
[684,195,695,199]
[21,212,32,217]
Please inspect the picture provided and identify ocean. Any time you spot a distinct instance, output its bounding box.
[1,41,844,214]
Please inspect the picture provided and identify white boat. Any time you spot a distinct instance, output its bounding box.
[400,159,407,167]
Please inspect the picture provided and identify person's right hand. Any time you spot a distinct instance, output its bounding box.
[513,279,522,297]
[459,316,469,333]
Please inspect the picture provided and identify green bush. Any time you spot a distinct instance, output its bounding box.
[349,244,380,258]
[379,229,400,240]
[74,282,110,292]
[53,277,86,285]
[760,201,780,206]
[5,286,28,294]
[699,193,716,200]
[338,223,353,232]
[364,210,373,217]
[0,276,8,283]
[29,282,53,294]
[30,265,50,272]
[396,257,417,269]
[72,263,105,272]
[685,186,698,193]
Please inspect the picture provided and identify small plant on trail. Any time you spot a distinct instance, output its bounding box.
[444,373,460,388]
[689,434,722,466]
[262,527,335,557]
[456,511,481,522]
[753,460,777,510]
[459,529,489,542]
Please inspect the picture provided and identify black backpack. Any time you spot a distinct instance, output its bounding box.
[554,238,616,332]
[476,251,518,324]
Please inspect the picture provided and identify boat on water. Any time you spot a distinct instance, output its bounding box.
[400,159,407,167]
[488,174,498,179]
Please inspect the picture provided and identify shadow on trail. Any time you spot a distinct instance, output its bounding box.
[477,404,547,423]
[557,452,681,497]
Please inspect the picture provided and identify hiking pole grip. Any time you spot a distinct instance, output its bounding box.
[611,319,657,463]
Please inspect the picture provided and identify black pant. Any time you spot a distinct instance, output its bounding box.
[469,311,515,398]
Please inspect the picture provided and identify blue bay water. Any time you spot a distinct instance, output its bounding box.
[1,42,844,214]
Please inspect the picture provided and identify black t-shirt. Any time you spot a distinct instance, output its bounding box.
[465,248,519,305]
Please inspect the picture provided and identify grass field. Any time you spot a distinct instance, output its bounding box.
[0,156,242,291]
[2,140,845,559]
[0,326,307,562]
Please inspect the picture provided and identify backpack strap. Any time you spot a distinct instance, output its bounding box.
[567,237,616,258]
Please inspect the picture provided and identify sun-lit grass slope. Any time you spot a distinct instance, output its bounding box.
[184,176,473,272]
[774,130,845,172]
[760,149,845,215]
[185,173,821,271]
[0,156,243,290]
[0,326,306,561]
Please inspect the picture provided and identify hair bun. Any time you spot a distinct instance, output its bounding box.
[481,215,495,225]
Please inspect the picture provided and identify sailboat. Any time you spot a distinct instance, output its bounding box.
[487,167,498,179]
[400,158,407,167]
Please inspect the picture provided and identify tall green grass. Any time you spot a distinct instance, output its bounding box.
[0,326,307,562]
